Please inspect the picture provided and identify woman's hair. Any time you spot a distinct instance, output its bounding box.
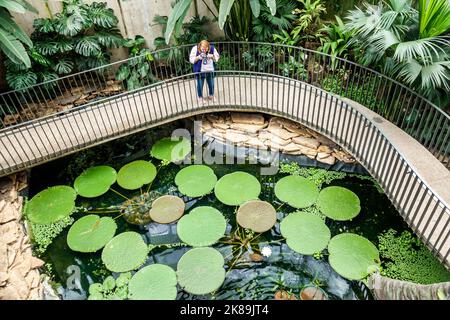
[197,40,210,52]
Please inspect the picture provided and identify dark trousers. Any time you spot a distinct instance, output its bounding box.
[196,72,215,98]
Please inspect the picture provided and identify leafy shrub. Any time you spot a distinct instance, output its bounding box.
[5,0,124,90]
[378,229,450,284]
[243,44,275,73]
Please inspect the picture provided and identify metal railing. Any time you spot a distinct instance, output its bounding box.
[0,42,448,266]
[1,42,448,168]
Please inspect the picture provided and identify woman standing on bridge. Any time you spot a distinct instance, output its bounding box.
[189,40,220,104]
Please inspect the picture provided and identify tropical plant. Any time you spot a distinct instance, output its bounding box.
[344,0,450,107]
[115,35,156,91]
[5,0,125,90]
[252,0,297,42]
[291,0,327,44]
[317,16,354,66]
[243,44,275,72]
[164,0,278,43]
[279,54,308,79]
[0,0,37,67]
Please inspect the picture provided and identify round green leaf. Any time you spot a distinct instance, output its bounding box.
[117,161,157,190]
[177,206,226,247]
[274,175,319,209]
[67,215,117,253]
[26,186,77,224]
[236,200,277,233]
[73,166,117,198]
[280,212,330,255]
[150,137,191,163]
[149,195,185,224]
[128,264,177,300]
[177,247,225,295]
[175,165,217,197]
[317,186,361,221]
[101,232,148,272]
[214,172,261,206]
[328,233,380,280]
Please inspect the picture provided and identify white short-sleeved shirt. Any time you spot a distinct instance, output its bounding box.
[189,45,220,72]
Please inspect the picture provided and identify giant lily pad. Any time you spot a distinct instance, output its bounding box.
[149,195,185,224]
[175,165,217,197]
[26,186,77,224]
[214,172,261,206]
[328,233,380,280]
[128,264,177,300]
[67,215,117,253]
[274,175,319,208]
[117,161,157,190]
[236,200,276,233]
[101,232,148,272]
[280,212,330,255]
[150,136,191,163]
[73,166,117,198]
[177,206,226,246]
[317,186,361,221]
[177,247,225,295]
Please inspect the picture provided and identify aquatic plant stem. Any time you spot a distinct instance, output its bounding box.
[146,163,164,193]
[276,203,285,212]
[87,210,120,214]
[110,188,135,202]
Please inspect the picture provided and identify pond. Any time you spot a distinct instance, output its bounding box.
[26,120,411,300]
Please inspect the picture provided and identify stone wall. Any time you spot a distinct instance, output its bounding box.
[0,172,44,300]
[197,112,357,166]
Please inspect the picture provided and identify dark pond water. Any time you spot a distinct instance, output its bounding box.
[28,123,410,300]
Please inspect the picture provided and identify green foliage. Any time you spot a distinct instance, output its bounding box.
[292,0,327,42]
[5,0,124,90]
[279,161,347,188]
[317,186,361,221]
[175,165,217,197]
[88,272,131,300]
[275,175,319,209]
[252,0,297,42]
[279,54,308,79]
[243,44,275,72]
[115,35,156,91]
[128,264,178,300]
[73,166,117,198]
[116,160,157,190]
[378,229,450,284]
[214,171,261,206]
[0,0,36,67]
[29,216,75,255]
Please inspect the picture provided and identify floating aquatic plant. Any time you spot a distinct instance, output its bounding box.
[177,247,225,295]
[120,191,161,225]
[175,165,217,197]
[214,172,261,206]
[280,212,331,255]
[67,215,117,253]
[73,166,117,198]
[274,175,319,208]
[317,186,361,221]
[88,272,131,300]
[236,200,277,233]
[150,136,191,163]
[177,206,226,247]
[128,264,178,300]
[149,195,185,224]
[328,233,380,280]
[117,160,157,190]
[101,232,148,272]
[26,186,77,224]
[300,286,328,300]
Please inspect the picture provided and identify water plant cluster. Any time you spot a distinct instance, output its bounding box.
[22,135,394,300]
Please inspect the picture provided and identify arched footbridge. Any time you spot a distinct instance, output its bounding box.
[0,42,448,267]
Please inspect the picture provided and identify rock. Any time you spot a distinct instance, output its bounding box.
[317,152,330,159]
[0,241,7,272]
[0,272,8,285]
[300,287,327,300]
[206,114,225,124]
[224,130,249,144]
[211,122,229,130]
[281,143,302,153]
[317,145,333,154]
[25,270,41,289]
[267,124,299,140]
[200,120,212,131]
[0,285,21,300]
[250,253,263,262]
[230,112,265,125]
[264,140,283,150]
[316,155,336,165]
[292,136,321,149]
[285,146,318,157]
[0,221,19,244]
[30,257,44,269]
[17,258,32,277]
[258,131,290,146]
[229,122,267,133]
[0,202,17,224]
[332,149,356,164]
[8,269,30,299]
[245,137,267,149]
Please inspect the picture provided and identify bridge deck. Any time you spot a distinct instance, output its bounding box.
[0,75,449,265]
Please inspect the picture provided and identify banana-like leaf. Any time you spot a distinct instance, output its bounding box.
[15,0,37,14]
[0,27,30,67]
[249,0,261,18]
[164,0,192,44]
[218,0,235,30]
[0,8,31,47]
[265,0,277,16]
[0,0,25,13]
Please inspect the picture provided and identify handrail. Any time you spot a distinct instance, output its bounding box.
[1,42,448,170]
